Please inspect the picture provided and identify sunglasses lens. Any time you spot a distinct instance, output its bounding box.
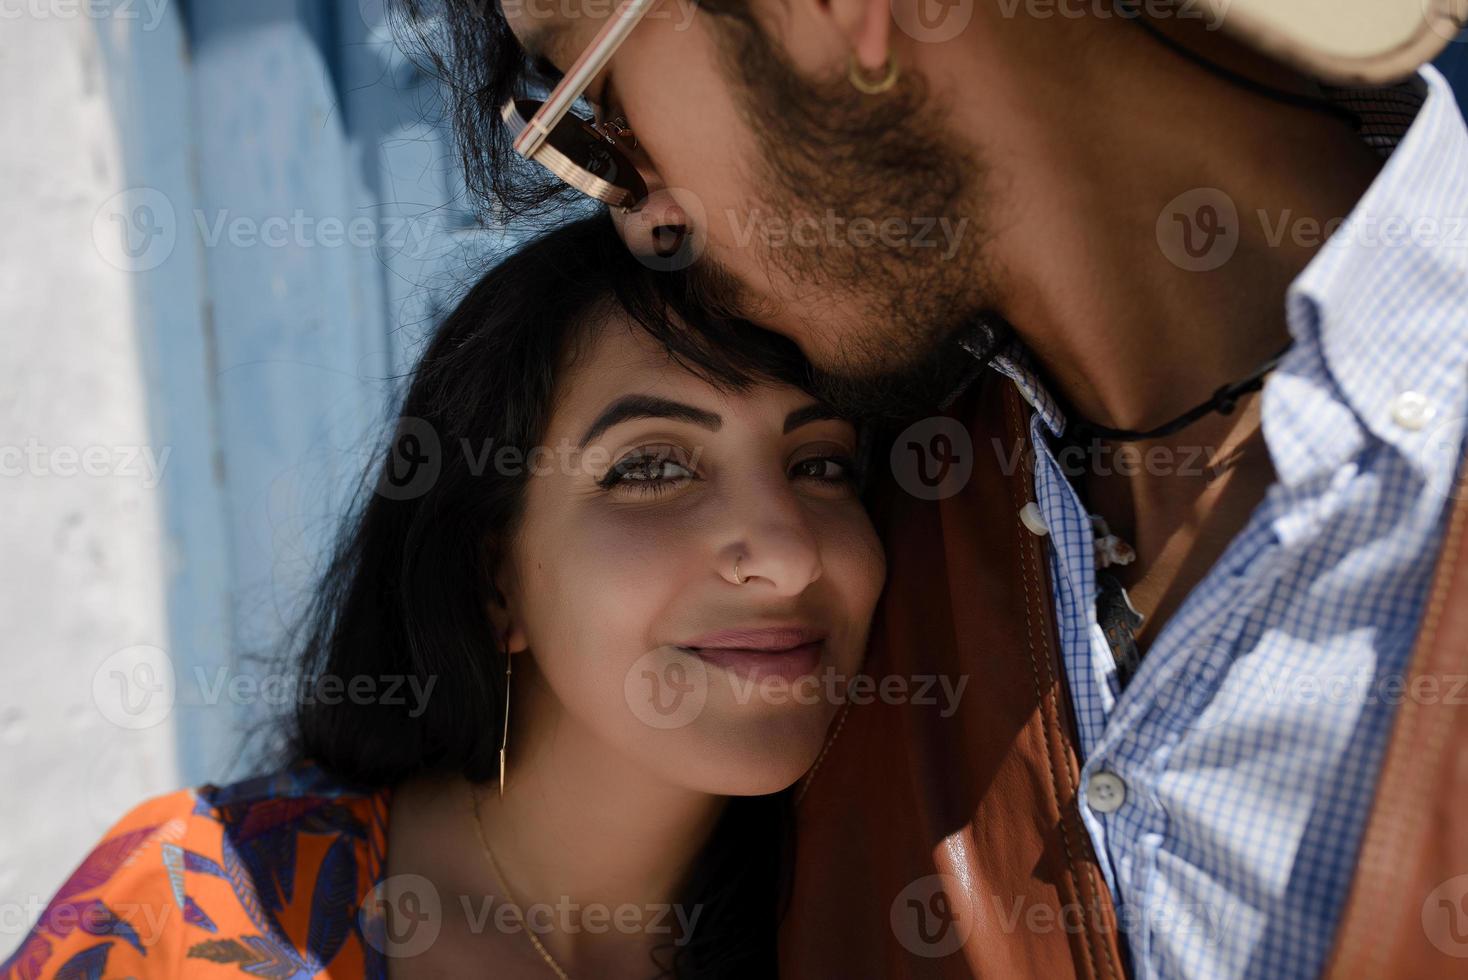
[504,99,647,209]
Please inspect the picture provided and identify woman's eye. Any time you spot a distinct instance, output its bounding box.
[791,455,857,484]
[623,459,692,482]
[599,453,695,493]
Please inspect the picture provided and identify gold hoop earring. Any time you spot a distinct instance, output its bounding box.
[734,556,747,586]
[498,655,511,799]
[848,52,899,95]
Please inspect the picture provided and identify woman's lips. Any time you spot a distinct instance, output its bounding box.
[674,627,827,682]
[679,626,825,650]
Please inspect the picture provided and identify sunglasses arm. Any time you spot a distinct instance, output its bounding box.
[513,0,659,159]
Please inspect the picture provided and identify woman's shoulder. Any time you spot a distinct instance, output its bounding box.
[2,759,394,980]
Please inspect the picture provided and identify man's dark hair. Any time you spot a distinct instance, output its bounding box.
[391,0,753,223]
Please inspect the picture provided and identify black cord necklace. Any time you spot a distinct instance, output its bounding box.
[1064,340,1294,444]
[1064,339,1293,689]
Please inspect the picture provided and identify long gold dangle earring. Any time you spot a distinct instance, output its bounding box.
[499,655,511,799]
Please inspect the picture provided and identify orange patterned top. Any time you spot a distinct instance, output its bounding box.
[2,760,395,980]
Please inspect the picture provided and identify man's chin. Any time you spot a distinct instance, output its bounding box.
[680,253,1010,423]
[805,314,1012,426]
[806,358,975,427]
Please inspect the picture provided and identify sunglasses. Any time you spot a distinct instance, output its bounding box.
[500,0,658,210]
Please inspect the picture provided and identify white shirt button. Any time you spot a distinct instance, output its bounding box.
[1390,391,1435,431]
[1087,771,1127,814]
[1019,502,1049,536]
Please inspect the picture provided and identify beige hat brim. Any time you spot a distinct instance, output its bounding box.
[1193,0,1468,84]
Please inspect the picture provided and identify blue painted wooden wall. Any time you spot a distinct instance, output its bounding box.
[94,0,512,783]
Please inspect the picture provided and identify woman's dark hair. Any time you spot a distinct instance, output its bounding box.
[265,215,815,977]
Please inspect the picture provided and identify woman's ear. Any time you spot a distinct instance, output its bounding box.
[487,574,530,655]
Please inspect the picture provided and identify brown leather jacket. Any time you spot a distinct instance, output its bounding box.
[780,373,1468,978]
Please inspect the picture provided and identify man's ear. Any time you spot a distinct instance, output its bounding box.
[772,0,893,75]
[822,0,893,73]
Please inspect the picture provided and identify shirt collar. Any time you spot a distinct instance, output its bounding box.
[1283,64,1468,489]
[979,66,1468,492]
[982,339,1068,440]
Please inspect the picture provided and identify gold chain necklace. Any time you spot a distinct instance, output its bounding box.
[467,780,572,979]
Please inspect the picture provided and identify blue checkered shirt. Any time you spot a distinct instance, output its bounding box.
[978,66,1468,979]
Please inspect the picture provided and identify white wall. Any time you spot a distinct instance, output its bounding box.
[0,9,179,953]
[0,1,512,959]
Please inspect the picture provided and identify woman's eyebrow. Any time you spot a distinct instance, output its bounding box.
[579,395,722,448]
[577,398,846,448]
[784,403,844,434]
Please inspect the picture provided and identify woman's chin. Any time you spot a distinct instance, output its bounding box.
[661,712,842,797]
[686,759,818,797]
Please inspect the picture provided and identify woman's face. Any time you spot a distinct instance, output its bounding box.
[496,312,885,796]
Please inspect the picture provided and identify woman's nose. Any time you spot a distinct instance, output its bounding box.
[719,492,824,598]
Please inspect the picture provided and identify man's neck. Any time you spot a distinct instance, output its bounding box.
[946,11,1385,431]
[937,10,1393,646]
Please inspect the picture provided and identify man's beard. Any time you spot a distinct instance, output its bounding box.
[688,15,1006,424]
